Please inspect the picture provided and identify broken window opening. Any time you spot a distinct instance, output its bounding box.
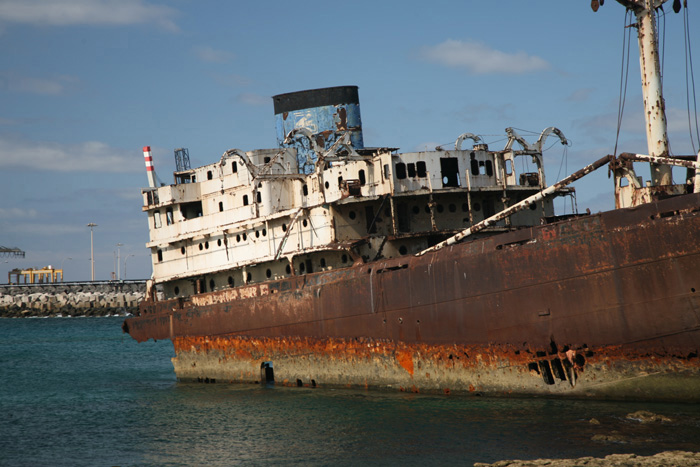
[243,195,249,206]
[359,169,366,186]
[154,211,162,229]
[407,163,416,178]
[396,162,407,180]
[416,161,427,178]
[166,208,173,225]
[440,158,460,187]
[207,170,213,180]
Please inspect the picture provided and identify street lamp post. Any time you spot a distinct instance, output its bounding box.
[87,223,97,281]
[116,243,123,280]
[124,254,135,280]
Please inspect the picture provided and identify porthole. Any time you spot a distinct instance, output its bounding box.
[285,264,291,274]
[325,181,329,189]
[199,243,203,251]
[299,262,306,273]
[437,204,444,213]
[266,269,272,278]
[282,223,287,232]
[411,206,420,215]
[205,241,209,249]
[262,228,267,237]
[530,203,537,211]
[255,230,260,238]
[174,286,180,295]
[181,247,185,255]
[243,233,247,241]
[236,234,241,242]
[349,211,356,220]
[303,219,308,227]
[399,245,408,255]
[217,239,222,247]
[246,272,252,282]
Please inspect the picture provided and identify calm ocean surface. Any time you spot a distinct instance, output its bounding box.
[1,317,699,466]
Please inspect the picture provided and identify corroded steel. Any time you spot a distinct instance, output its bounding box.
[124,190,700,400]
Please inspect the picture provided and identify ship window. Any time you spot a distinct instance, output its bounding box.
[232,161,238,173]
[199,243,203,251]
[505,159,513,175]
[479,162,486,175]
[191,175,196,182]
[383,164,390,179]
[266,269,272,278]
[264,156,271,163]
[359,169,366,186]
[485,160,494,177]
[218,201,224,212]
[349,211,356,220]
[246,272,252,282]
[440,158,460,187]
[236,234,241,242]
[154,211,162,229]
[407,163,416,178]
[286,264,291,274]
[256,191,261,203]
[205,241,209,249]
[416,161,427,177]
[166,208,173,225]
[180,201,203,220]
[207,170,213,180]
[470,159,479,176]
[303,219,308,227]
[209,279,215,290]
[174,286,179,296]
[530,202,537,211]
[399,245,408,255]
[411,206,420,215]
[299,262,305,274]
[282,223,287,232]
[181,246,185,255]
[325,181,329,189]
[243,195,249,206]
[255,230,260,238]
[303,184,308,196]
[341,254,348,264]
[305,259,313,274]
[437,204,444,213]
[217,239,222,247]
[243,233,247,241]
[228,276,234,287]
[396,162,407,179]
[157,249,163,262]
[320,258,326,268]
[449,203,456,213]
[262,228,267,236]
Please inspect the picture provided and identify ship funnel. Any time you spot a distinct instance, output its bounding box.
[143,146,157,188]
[273,86,364,174]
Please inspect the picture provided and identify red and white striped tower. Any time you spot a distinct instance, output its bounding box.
[143,146,157,188]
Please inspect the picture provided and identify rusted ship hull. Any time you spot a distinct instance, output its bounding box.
[124,192,700,400]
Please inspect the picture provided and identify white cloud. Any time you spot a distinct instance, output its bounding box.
[419,39,549,74]
[0,136,142,173]
[0,71,79,96]
[0,208,38,219]
[237,93,269,106]
[194,46,234,64]
[0,0,178,31]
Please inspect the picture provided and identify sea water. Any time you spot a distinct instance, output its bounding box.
[1,317,699,466]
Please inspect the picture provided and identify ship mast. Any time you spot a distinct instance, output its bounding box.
[615,0,673,185]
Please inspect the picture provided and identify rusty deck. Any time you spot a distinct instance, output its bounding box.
[124,192,700,400]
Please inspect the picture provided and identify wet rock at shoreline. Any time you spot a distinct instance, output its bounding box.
[473,450,700,466]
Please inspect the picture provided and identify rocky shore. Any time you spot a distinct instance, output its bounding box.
[0,281,146,317]
[474,450,700,466]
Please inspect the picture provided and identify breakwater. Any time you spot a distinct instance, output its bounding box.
[0,281,146,317]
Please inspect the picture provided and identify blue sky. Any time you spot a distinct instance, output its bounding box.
[1,0,698,282]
